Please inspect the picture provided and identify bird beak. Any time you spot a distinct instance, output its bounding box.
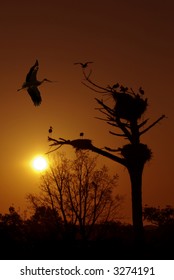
[44,78,58,83]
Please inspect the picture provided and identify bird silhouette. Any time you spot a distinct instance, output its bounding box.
[120,85,128,93]
[74,61,93,69]
[17,59,53,106]
[112,83,120,89]
[139,87,144,95]
[48,126,53,134]
[80,132,84,138]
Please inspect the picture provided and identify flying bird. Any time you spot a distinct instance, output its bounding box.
[17,59,53,106]
[74,61,93,69]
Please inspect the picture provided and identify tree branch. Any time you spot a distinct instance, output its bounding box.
[109,130,126,137]
[82,70,111,93]
[140,115,166,135]
[138,118,149,128]
[105,146,121,152]
[95,98,114,115]
[47,137,127,167]
[115,117,133,143]
[81,81,107,94]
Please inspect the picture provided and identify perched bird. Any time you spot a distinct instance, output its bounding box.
[48,126,53,134]
[120,85,128,93]
[17,59,53,106]
[139,86,144,95]
[74,61,93,69]
[112,83,120,89]
[80,132,84,138]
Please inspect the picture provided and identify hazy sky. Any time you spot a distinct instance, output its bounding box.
[0,0,174,222]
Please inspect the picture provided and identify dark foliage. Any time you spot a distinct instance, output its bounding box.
[0,206,174,260]
[143,205,174,226]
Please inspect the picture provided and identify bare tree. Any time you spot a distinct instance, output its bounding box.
[47,67,166,246]
[27,151,122,240]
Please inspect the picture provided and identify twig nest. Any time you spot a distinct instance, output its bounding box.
[113,92,148,121]
[120,143,152,164]
[71,139,92,150]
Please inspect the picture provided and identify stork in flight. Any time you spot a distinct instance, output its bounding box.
[74,61,93,69]
[17,59,53,106]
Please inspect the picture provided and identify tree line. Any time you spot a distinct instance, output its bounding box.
[0,151,174,260]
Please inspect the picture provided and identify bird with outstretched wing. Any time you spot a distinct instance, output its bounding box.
[27,86,42,106]
[17,59,54,106]
[74,61,93,68]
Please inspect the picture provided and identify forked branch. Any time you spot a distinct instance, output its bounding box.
[47,137,127,167]
[140,115,166,135]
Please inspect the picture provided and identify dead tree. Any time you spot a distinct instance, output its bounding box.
[47,67,166,247]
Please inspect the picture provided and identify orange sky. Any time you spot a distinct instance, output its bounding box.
[0,0,174,223]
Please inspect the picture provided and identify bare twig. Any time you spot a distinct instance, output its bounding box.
[82,70,111,93]
[81,81,107,93]
[140,115,166,135]
[105,146,121,152]
[109,131,126,137]
[138,118,149,128]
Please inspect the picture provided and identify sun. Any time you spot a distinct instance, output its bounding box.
[32,155,48,172]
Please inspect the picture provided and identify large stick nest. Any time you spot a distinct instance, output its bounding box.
[120,143,152,164]
[113,92,148,121]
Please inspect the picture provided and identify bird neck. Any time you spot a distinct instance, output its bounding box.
[38,79,46,85]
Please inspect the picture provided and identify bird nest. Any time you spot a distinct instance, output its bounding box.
[120,143,152,164]
[113,92,148,121]
[71,139,93,150]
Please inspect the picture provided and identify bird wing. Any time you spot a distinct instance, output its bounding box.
[74,62,93,65]
[27,86,42,106]
[26,60,39,83]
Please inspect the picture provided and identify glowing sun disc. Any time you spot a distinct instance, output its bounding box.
[32,156,48,171]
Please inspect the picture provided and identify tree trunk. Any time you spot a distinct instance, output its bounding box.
[127,164,144,247]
